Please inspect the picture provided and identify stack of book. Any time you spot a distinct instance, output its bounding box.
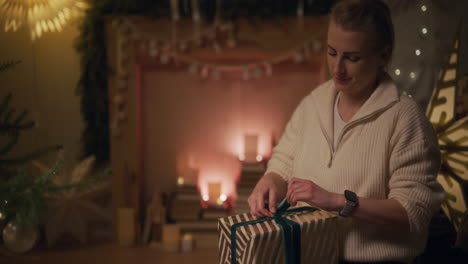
[201,206,229,221]
[234,162,266,214]
[169,185,202,221]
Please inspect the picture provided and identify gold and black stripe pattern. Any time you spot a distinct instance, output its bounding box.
[218,210,339,264]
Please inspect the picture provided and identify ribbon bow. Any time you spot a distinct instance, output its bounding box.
[230,199,319,264]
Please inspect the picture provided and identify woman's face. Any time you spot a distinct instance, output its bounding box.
[327,21,389,97]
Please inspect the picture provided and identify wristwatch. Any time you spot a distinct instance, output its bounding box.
[339,190,359,217]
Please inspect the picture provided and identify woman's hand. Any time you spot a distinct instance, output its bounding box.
[286,177,340,211]
[248,173,287,218]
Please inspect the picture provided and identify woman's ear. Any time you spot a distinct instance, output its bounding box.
[379,45,392,67]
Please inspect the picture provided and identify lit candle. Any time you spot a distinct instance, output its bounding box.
[181,233,194,252]
[244,134,258,163]
[208,182,221,204]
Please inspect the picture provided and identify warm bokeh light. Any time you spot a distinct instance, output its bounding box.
[220,194,227,202]
[177,177,184,185]
[256,155,263,162]
[0,0,88,40]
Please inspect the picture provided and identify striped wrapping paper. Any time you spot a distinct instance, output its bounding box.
[218,210,339,264]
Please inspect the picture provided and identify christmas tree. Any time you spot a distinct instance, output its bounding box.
[0,60,109,227]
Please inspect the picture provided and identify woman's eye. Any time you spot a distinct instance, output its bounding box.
[348,56,361,62]
[327,51,337,56]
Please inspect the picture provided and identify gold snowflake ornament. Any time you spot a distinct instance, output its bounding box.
[0,0,88,40]
[426,24,468,231]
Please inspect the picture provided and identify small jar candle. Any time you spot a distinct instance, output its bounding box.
[181,233,194,252]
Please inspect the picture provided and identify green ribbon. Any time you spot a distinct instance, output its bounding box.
[230,199,319,264]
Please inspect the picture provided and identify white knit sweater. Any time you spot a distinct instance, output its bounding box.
[265,77,445,262]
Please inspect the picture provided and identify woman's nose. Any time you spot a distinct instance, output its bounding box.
[333,57,345,75]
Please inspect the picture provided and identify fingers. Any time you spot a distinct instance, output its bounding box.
[248,192,271,218]
[287,177,311,206]
[257,194,272,218]
[286,178,299,204]
[268,189,277,214]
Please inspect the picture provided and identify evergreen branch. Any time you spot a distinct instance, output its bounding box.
[0,60,21,73]
[0,93,13,119]
[12,109,29,127]
[3,108,15,126]
[0,94,35,135]
[0,145,63,166]
[33,159,63,186]
[0,131,19,156]
[0,159,111,226]
[46,168,111,193]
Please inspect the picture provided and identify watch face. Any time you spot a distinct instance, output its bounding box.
[344,190,358,203]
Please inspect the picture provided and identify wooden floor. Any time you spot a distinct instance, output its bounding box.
[0,243,219,264]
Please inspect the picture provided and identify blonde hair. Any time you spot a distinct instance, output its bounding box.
[330,0,394,56]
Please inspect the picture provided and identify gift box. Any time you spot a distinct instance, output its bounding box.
[218,205,339,264]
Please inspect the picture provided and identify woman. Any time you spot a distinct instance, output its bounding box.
[248,0,444,263]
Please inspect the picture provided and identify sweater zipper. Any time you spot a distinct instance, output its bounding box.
[326,101,397,168]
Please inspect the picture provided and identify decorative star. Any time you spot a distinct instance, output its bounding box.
[426,22,468,231]
[33,155,111,247]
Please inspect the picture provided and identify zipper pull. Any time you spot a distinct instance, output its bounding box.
[328,154,333,168]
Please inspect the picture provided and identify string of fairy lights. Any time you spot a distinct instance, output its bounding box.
[391,1,431,97]
[114,17,323,82]
[110,8,324,137]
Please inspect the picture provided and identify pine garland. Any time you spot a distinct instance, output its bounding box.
[75,0,335,164]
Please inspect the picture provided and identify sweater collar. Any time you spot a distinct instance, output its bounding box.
[311,74,400,141]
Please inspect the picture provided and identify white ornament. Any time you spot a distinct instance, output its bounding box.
[160,54,170,64]
[254,67,263,78]
[188,64,198,74]
[243,70,250,81]
[201,67,209,78]
[312,40,322,52]
[211,70,221,80]
[293,52,304,63]
[264,64,273,77]
[3,218,39,253]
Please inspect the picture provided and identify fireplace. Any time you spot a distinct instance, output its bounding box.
[106,16,327,241]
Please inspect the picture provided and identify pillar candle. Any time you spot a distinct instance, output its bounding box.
[162,224,180,252]
[117,207,135,246]
[181,233,194,252]
[208,182,221,202]
[244,134,258,163]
